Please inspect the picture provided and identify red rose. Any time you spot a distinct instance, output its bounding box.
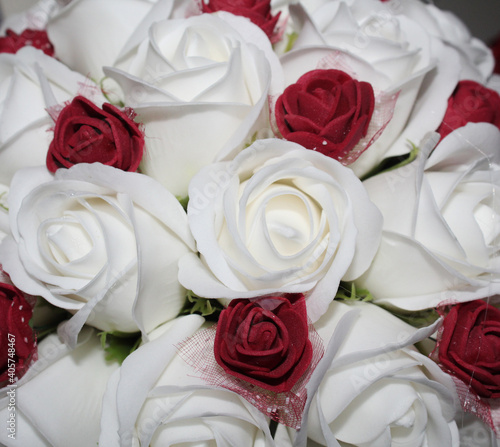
[46,96,145,173]
[436,300,500,399]
[437,80,500,139]
[201,0,281,43]
[214,294,313,393]
[0,29,54,56]
[275,69,375,162]
[0,281,37,388]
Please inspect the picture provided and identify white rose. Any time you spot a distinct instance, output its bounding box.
[283,0,462,177]
[0,46,104,187]
[357,122,500,310]
[395,1,494,81]
[46,0,193,80]
[178,138,382,321]
[105,12,283,197]
[296,301,459,446]
[0,163,195,346]
[99,315,276,447]
[0,327,118,447]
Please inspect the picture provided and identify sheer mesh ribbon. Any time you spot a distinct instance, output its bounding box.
[177,321,324,429]
[270,50,399,165]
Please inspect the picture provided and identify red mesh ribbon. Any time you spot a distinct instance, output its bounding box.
[177,320,324,429]
[270,50,399,165]
[315,51,399,165]
[451,376,500,437]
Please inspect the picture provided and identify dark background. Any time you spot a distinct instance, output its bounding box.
[434,0,500,44]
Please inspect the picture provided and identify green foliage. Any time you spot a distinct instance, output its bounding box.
[0,192,8,211]
[99,77,125,107]
[361,141,419,181]
[283,32,299,53]
[179,290,224,321]
[98,331,141,365]
[335,281,374,302]
[176,195,189,212]
[380,305,440,329]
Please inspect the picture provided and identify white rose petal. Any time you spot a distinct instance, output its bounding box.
[46,0,160,80]
[0,327,118,447]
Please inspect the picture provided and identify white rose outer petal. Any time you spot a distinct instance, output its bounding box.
[99,315,275,447]
[358,123,500,309]
[305,301,458,447]
[0,163,195,345]
[104,13,284,197]
[179,139,382,322]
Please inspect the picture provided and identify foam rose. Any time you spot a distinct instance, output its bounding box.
[0,46,105,188]
[179,138,382,322]
[46,0,193,80]
[0,163,195,346]
[105,12,283,197]
[99,315,277,447]
[284,0,463,176]
[300,301,459,446]
[0,327,118,447]
[357,122,500,309]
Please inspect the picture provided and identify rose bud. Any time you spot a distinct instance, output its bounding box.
[0,279,37,388]
[201,0,281,43]
[437,80,500,139]
[0,29,54,56]
[435,299,500,399]
[275,69,375,162]
[46,96,144,173]
[214,294,313,393]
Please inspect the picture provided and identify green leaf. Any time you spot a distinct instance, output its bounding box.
[378,305,440,329]
[0,191,8,212]
[176,195,189,212]
[98,331,141,365]
[283,32,299,53]
[360,141,419,181]
[243,131,259,149]
[99,77,125,107]
[179,290,224,321]
[335,281,374,302]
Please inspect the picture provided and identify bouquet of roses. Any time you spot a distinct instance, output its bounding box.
[0,0,499,445]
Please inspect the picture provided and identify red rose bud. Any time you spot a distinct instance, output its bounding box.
[437,80,500,139]
[214,294,313,393]
[436,300,500,399]
[201,0,281,43]
[275,69,375,162]
[0,29,54,56]
[46,96,145,173]
[0,282,37,388]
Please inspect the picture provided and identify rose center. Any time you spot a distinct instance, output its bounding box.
[45,219,92,264]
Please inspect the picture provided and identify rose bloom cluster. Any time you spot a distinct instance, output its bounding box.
[0,0,500,446]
